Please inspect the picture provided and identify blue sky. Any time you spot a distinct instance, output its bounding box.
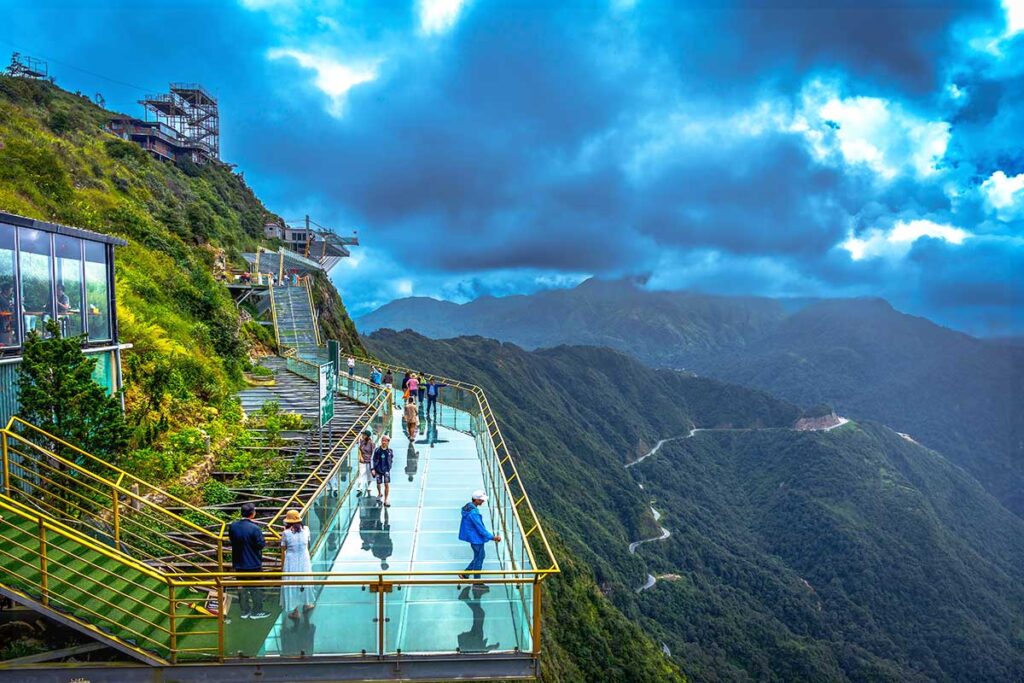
[4,0,1023,336]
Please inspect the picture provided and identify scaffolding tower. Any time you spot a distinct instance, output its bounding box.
[139,83,219,162]
[4,53,48,80]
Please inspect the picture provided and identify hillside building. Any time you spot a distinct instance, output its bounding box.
[0,211,127,422]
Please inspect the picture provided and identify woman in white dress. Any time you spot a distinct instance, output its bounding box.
[280,509,314,619]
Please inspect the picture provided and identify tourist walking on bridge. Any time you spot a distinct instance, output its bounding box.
[357,429,375,497]
[426,379,445,417]
[372,434,394,507]
[404,396,420,440]
[228,502,269,620]
[459,490,501,583]
[280,509,314,620]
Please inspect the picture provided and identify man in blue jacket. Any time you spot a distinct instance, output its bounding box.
[228,502,269,619]
[371,434,394,507]
[459,490,501,583]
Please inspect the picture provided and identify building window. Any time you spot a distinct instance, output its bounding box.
[55,235,84,338]
[18,228,53,339]
[84,241,111,342]
[0,224,19,348]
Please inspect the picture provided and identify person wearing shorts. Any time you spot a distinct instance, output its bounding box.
[371,435,394,507]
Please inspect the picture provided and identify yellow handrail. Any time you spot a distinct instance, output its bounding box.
[352,353,559,577]
[1,418,227,571]
[303,275,322,346]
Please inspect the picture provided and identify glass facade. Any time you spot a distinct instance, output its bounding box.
[55,235,84,338]
[0,225,18,348]
[18,228,53,339]
[0,221,117,348]
[84,241,111,341]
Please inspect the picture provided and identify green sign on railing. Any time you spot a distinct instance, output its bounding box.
[319,361,336,426]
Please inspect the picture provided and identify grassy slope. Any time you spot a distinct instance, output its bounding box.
[0,76,361,457]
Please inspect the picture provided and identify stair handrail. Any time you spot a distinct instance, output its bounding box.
[302,275,323,346]
[2,417,228,571]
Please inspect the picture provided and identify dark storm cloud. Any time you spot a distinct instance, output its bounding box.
[636,0,1000,95]
[8,0,1022,334]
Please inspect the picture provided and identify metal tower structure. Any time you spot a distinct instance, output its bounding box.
[139,83,219,162]
[4,52,48,80]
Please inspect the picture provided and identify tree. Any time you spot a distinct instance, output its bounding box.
[16,320,129,461]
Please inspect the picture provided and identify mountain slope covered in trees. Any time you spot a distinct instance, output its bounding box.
[367,330,1024,682]
[358,279,1024,517]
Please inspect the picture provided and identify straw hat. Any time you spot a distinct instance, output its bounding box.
[284,509,302,525]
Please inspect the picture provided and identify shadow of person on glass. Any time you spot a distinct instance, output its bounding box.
[405,439,419,482]
[370,506,393,571]
[457,585,500,653]
[358,496,376,553]
[280,610,317,657]
[419,412,447,449]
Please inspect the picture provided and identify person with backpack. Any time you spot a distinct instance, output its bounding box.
[371,434,394,507]
[458,490,501,584]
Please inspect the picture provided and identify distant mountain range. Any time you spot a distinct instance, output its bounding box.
[366,331,1024,682]
[358,279,1024,517]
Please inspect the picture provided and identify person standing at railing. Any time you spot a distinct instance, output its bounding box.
[371,434,394,507]
[370,366,382,385]
[347,355,355,378]
[426,378,446,417]
[228,502,270,620]
[459,490,501,585]
[357,429,375,497]
[280,509,315,620]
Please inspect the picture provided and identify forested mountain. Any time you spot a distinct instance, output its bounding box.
[357,277,786,367]
[358,280,1024,517]
[695,298,1024,517]
[367,330,1024,682]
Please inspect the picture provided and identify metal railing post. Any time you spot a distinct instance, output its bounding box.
[112,487,120,547]
[217,580,226,661]
[532,578,542,656]
[39,519,48,606]
[1,431,9,497]
[168,583,178,664]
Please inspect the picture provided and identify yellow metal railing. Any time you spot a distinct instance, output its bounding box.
[302,275,323,347]
[1,417,228,572]
[352,354,558,579]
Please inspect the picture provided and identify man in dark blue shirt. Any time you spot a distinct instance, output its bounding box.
[371,434,394,507]
[228,502,269,619]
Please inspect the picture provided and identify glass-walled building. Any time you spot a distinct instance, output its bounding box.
[0,212,126,422]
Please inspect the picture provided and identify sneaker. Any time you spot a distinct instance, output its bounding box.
[376,495,383,502]
[241,613,252,620]
[458,574,469,580]
[384,501,391,507]
[250,611,271,620]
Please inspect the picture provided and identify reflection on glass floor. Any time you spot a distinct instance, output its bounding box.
[259,402,532,657]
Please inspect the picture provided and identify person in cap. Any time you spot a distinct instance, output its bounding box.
[357,429,375,497]
[371,434,394,507]
[280,509,314,619]
[458,490,501,583]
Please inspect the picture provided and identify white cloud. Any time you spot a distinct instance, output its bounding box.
[419,0,469,35]
[268,48,378,116]
[841,220,972,261]
[981,170,1024,219]
[396,279,414,297]
[793,80,950,180]
[1004,0,1024,35]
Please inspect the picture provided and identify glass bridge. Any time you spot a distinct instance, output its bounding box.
[0,352,555,682]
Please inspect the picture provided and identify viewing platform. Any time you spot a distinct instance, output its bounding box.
[0,349,555,681]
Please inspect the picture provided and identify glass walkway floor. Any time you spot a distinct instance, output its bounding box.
[248,401,532,658]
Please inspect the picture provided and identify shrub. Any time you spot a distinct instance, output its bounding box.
[203,480,235,506]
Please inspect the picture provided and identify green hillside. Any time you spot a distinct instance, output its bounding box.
[0,75,361,458]
[367,331,1024,682]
